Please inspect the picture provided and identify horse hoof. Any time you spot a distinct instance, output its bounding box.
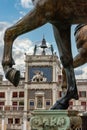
[50,99,69,110]
[5,68,20,87]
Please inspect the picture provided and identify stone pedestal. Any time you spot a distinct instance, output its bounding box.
[30,110,82,130]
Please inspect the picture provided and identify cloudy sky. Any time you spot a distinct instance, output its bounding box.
[0,0,87,79]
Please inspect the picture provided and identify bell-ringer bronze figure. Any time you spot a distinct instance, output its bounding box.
[2,0,87,109]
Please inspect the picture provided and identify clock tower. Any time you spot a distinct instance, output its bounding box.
[24,37,62,112]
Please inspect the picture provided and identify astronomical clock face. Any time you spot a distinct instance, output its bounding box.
[29,66,52,82]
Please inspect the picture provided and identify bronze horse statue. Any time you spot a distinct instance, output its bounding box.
[2,0,87,109]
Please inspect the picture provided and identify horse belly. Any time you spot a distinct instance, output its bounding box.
[71,1,87,16]
[58,1,87,23]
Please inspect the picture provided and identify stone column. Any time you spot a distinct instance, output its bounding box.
[6,87,11,106]
[53,62,56,82]
[23,85,28,130]
[2,114,5,130]
[23,114,27,130]
[52,87,57,105]
[24,85,28,111]
[30,110,82,130]
[42,95,45,109]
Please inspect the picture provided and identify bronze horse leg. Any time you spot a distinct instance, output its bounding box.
[62,24,87,89]
[62,54,87,92]
[50,24,79,109]
[62,52,87,89]
[2,8,47,86]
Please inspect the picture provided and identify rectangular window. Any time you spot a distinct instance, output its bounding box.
[0,102,4,105]
[79,91,86,97]
[12,102,17,110]
[15,118,20,124]
[12,92,18,98]
[8,118,13,124]
[0,92,5,98]
[58,75,62,83]
[12,102,17,105]
[19,103,24,110]
[59,91,62,97]
[29,100,34,110]
[46,101,50,106]
[69,101,73,106]
[81,102,86,110]
[19,101,24,106]
[81,102,86,105]
[19,91,24,97]
[30,101,34,106]
[69,101,73,110]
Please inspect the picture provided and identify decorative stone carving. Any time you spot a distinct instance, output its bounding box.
[70,116,82,130]
[30,110,82,130]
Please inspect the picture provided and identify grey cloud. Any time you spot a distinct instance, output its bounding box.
[20,0,33,8]
[0,22,9,72]
[74,69,84,75]
[13,50,23,59]
[0,26,5,31]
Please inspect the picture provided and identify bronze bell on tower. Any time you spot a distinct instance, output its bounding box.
[40,37,47,55]
[41,37,47,49]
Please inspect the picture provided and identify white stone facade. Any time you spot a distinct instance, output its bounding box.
[0,49,86,130]
[25,54,61,111]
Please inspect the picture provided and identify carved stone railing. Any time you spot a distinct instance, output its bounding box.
[30,110,82,130]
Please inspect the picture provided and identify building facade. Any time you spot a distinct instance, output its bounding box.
[0,38,87,130]
[69,79,87,111]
